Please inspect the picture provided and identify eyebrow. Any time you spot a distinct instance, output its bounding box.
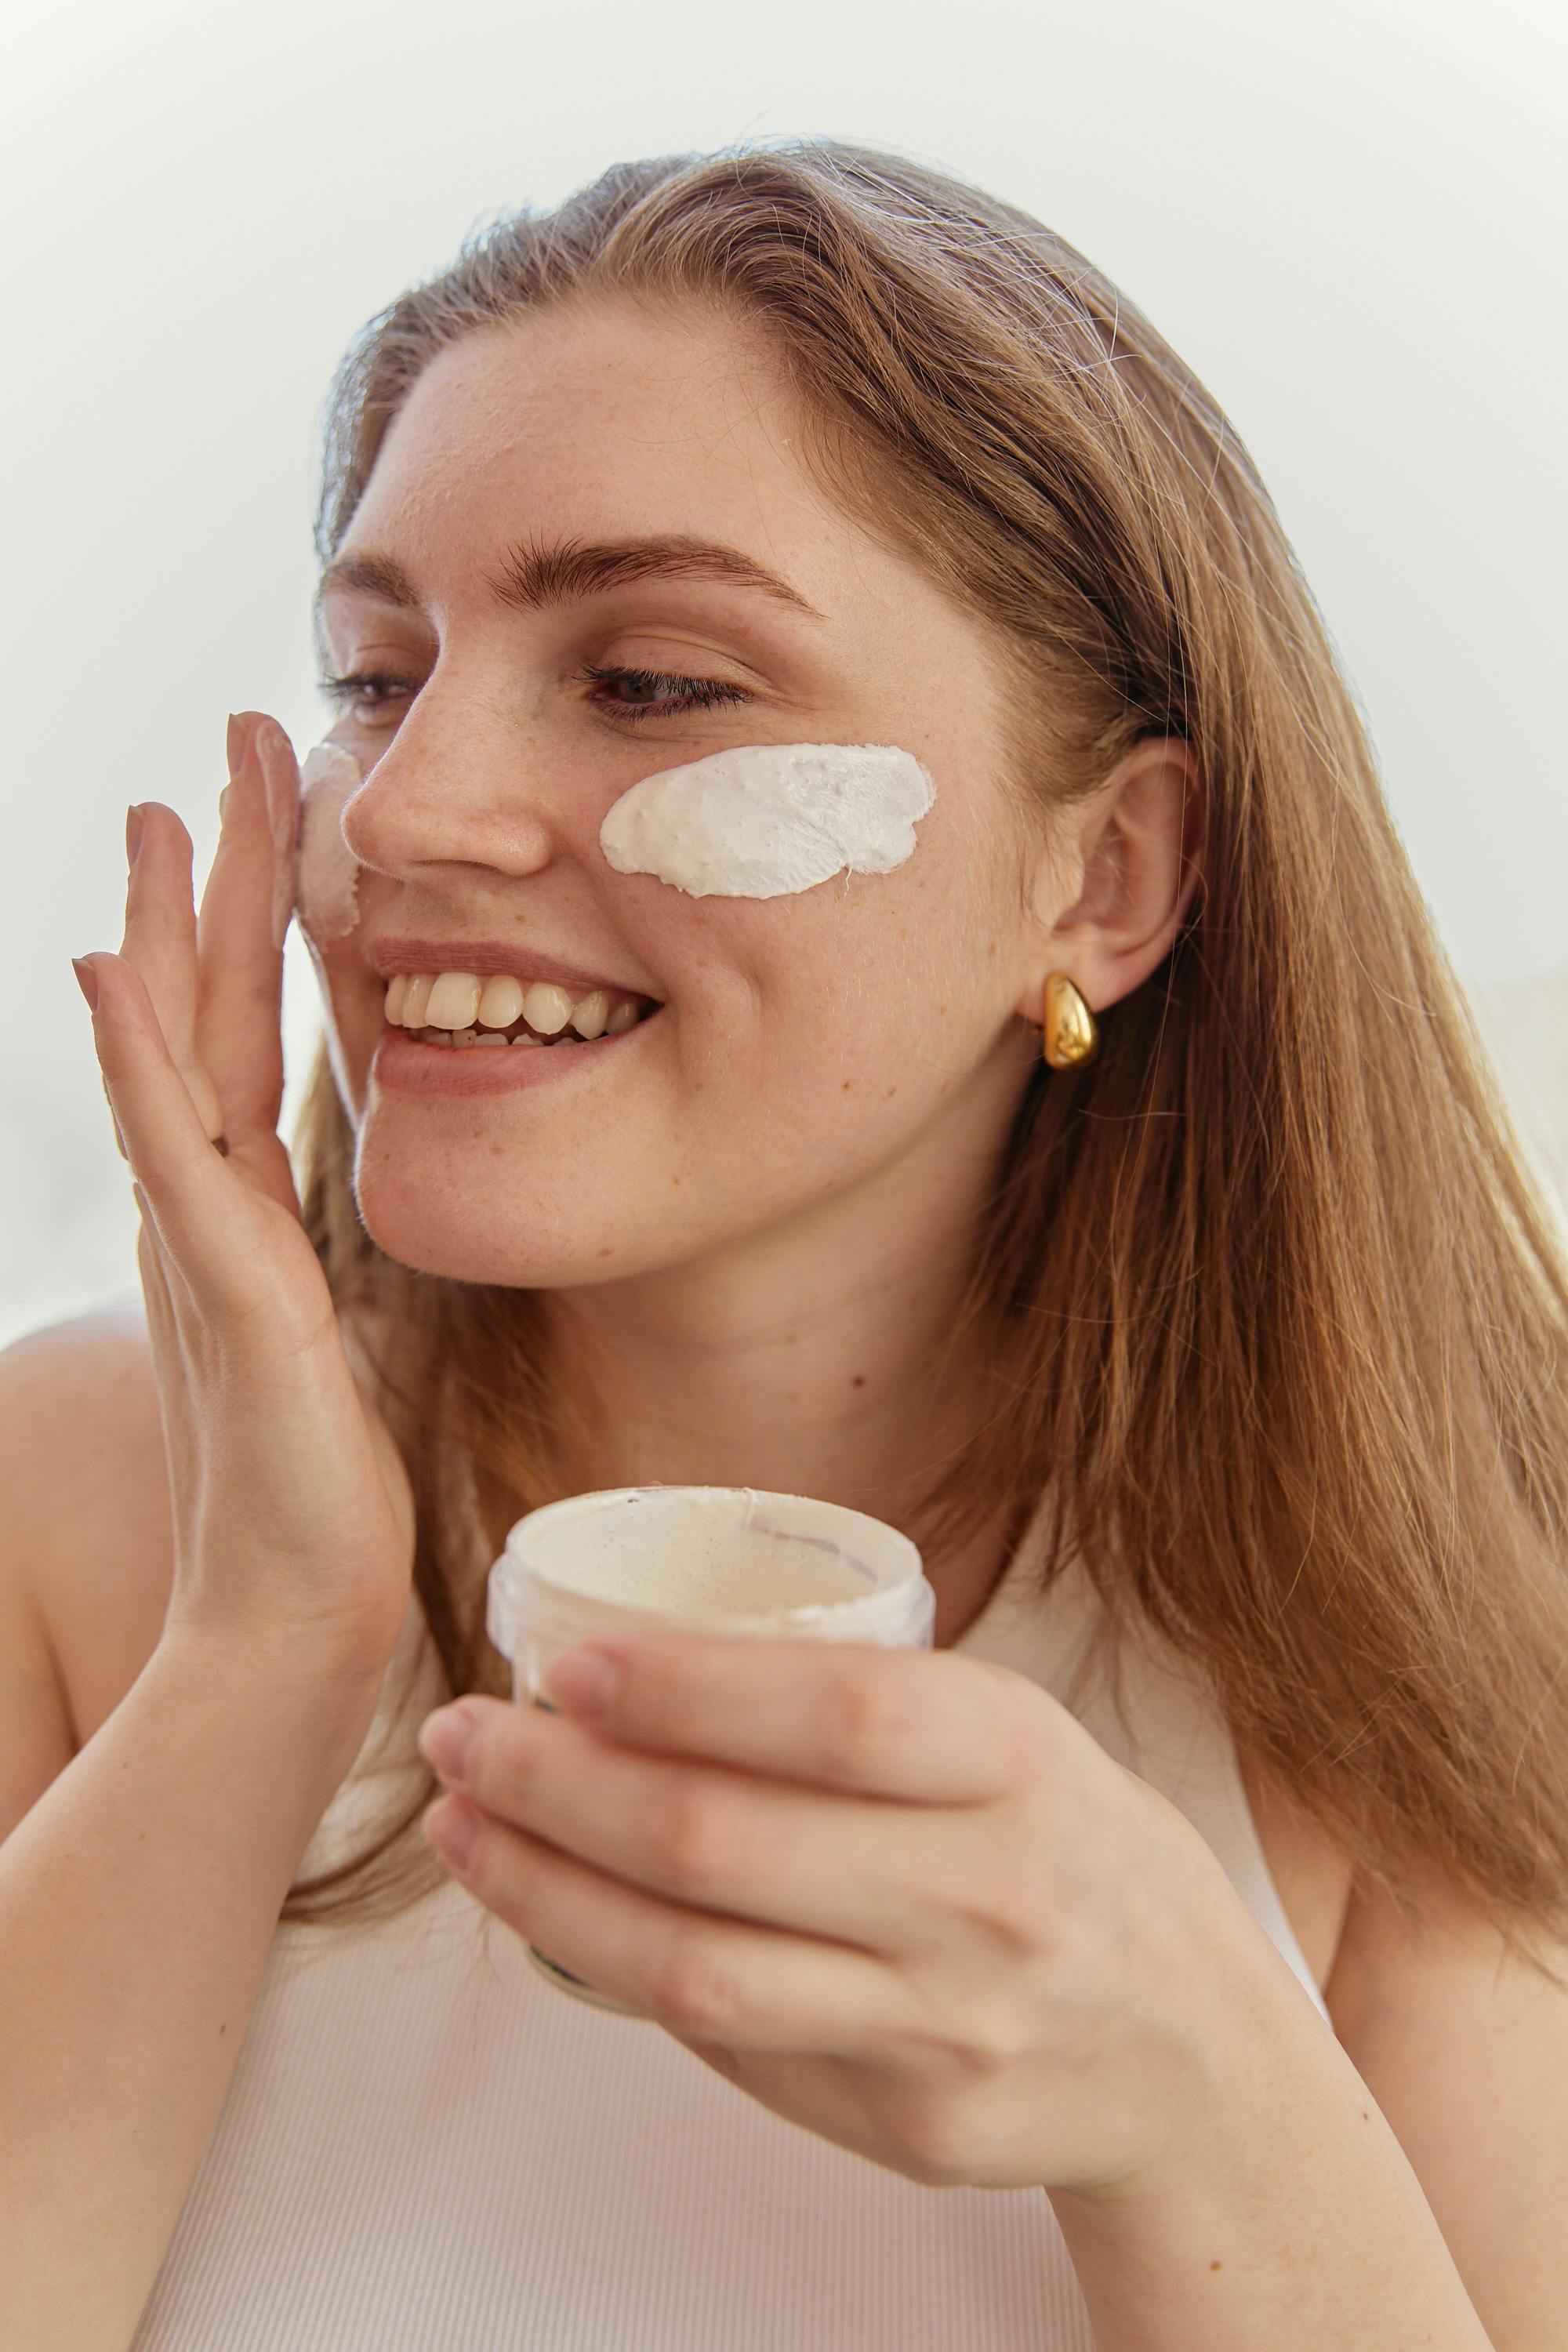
[313,533,826,623]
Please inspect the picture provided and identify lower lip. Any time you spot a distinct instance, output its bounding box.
[371,1008,665,1098]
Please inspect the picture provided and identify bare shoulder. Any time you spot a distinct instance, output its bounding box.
[1234,1740,1355,1994]
[1325,1856,1568,2341]
[0,1303,176,1746]
[1235,1747,1568,2333]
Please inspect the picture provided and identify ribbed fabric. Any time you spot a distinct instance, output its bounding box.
[129,1494,1330,2351]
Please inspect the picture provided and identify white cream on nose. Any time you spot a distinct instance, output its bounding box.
[598,742,936,898]
[295,743,364,946]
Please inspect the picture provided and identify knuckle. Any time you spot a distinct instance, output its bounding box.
[901,1974,1029,2080]
[956,1997,1031,2078]
[646,1934,745,2037]
[475,1726,538,1817]
[877,2082,987,2187]
[629,1644,684,1721]
[951,1859,1052,1965]
[906,2106,985,2187]
[1000,1692,1054,1784]
[646,1776,735,1895]
[970,1665,1050,1788]
[819,1663,915,1779]
[458,1820,494,1896]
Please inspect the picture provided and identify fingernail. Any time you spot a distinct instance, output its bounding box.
[226,713,248,777]
[252,720,284,829]
[419,1703,479,1784]
[252,718,299,953]
[71,956,99,1012]
[125,804,145,866]
[218,784,231,826]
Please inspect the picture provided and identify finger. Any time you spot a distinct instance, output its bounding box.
[256,717,300,954]
[194,713,286,1140]
[133,1185,183,1337]
[536,1634,1030,1802]
[96,1065,129,1161]
[78,954,131,1163]
[443,1698,975,1951]
[426,1795,906,2054]
[82,952,245,1272]
[122,803,224,1143]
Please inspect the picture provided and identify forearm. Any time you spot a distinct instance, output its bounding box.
[0,1634,381,2352]
[1048,1966,1494,2352]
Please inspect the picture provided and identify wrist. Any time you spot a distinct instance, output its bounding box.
[1048,1966,1316,2220]
[1063,1902,1330,2212]
[154,1617,391,1760]
[158,1606,401,1697]
[1045,1965,1491,2352]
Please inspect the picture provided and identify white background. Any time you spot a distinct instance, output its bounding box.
[3,0,1564,1349]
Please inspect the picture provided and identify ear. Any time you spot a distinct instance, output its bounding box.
[1014,737,1203,1024]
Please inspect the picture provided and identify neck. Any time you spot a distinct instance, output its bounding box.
[397,1025,1044,1647]
[535,1239,1028,1643]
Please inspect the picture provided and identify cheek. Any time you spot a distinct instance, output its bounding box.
[332,774,1017,1284]
[599,740,935,902]
[667,879,987,1145]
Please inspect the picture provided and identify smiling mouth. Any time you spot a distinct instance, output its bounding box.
[382,971,662,1047]
[401,1011,658,1049]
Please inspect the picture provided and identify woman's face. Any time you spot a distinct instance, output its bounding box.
[310,298,1054,1288]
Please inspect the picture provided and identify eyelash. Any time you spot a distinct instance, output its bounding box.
[579,662,753,721]
[315,663,753,724]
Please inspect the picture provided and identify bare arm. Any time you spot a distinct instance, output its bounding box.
[0,1632,383,2352]
[1318,1861,1568,2347]
[1047,1955,1497,2351]
[2,717,416,2343]
[1047,1842,1568,2352]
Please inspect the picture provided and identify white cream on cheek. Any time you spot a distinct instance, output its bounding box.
[598,742,936,898]
[285,737,933,949]
[295,744,364,945]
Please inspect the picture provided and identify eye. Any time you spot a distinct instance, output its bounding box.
[317,670,420,724]
[579,664,753,723]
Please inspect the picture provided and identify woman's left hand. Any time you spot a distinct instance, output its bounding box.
[416,1633,1286,2195]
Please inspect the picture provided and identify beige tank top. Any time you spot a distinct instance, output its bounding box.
[129,1487,1331,2351]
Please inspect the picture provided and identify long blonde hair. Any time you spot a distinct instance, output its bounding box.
[285,138,1568,1966]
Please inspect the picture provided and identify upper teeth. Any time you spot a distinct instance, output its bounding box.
[385,971,651,1041]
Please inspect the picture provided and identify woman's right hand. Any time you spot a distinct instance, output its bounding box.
[74,713,417,1682]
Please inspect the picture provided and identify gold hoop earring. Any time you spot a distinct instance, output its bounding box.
[1040,973,1099,1069]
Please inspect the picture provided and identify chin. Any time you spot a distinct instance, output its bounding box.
[354,1157,557,1287]
[350,1152,648,1290]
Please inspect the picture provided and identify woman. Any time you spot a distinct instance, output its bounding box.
[8,140,1567,2348]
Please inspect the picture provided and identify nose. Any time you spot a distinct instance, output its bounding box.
[339,700,560,885]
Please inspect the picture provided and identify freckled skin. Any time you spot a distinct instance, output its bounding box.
[306,302,1052,1301]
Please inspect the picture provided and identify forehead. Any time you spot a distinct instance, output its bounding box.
[346,301,850,575]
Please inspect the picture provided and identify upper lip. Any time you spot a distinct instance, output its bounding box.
[364,937,662,1001]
